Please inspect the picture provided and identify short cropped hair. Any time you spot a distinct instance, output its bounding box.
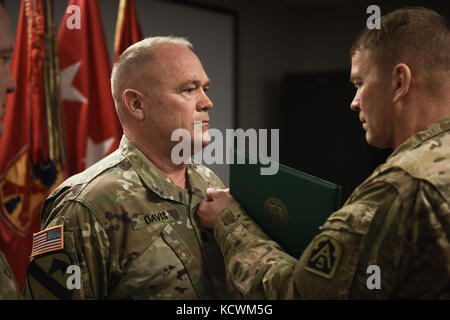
[350,7,449,84]
[111,36,193,110]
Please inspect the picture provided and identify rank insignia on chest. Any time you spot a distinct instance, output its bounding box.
[304,235,342,279]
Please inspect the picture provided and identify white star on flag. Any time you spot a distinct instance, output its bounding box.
[60,61,87,104]
[84,137,115,168]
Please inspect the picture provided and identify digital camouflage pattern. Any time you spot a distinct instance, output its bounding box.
[24,135,232,299]
[0,250,21,299]
[214,116,450,299]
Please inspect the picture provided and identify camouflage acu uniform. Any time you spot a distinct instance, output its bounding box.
[24,135,231,299]
[0,250,21,299]
[214,116,450,299]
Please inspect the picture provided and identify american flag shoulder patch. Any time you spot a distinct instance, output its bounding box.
[31,225,64,257]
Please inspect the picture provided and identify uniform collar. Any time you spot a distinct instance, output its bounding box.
[187,163,215,208]
[120,135,210,207]
[388,116,450,160]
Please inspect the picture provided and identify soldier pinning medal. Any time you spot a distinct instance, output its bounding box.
[197,7,450,299]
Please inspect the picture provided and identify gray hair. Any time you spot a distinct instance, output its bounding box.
[110,36,193,110]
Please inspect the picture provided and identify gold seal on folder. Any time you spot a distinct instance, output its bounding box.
[264,197,288,225]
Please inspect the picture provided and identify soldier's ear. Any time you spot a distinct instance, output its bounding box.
[122,89,145,121]
[391,63,411,104]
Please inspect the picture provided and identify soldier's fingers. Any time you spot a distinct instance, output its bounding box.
[206,188,219,200]
[213,189,230,198]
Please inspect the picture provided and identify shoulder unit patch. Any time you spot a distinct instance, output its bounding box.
[27,251,77,300]
[304,235,342,279]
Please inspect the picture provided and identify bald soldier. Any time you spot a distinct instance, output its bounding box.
[0,1,20,300]
[25,37,232,299]
[198,7,450,299]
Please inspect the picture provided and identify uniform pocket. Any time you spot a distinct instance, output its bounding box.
[162,224,213,299]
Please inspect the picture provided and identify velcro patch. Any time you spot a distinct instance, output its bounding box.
[304,235,342,279]
[31,225,64,257]
[27,251,77,300]
[131,210,175,230]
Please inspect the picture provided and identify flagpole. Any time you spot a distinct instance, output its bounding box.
[114,0,127,58]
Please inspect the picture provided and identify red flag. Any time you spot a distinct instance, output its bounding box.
[58,0,122,176]
[113,0,143,62]
[0,0,65,289]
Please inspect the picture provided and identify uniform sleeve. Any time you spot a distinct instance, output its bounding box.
[0,251,22,299]
[214,180,409,299]
[24,201,110,300]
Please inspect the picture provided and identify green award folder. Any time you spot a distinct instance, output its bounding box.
[230,150,342,258]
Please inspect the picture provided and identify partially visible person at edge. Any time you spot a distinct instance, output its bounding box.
[198,7,450,299]
[0,1,21,300]
[24,37,233,299]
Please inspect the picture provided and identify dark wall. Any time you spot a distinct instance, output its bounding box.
[281,71,391,202]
